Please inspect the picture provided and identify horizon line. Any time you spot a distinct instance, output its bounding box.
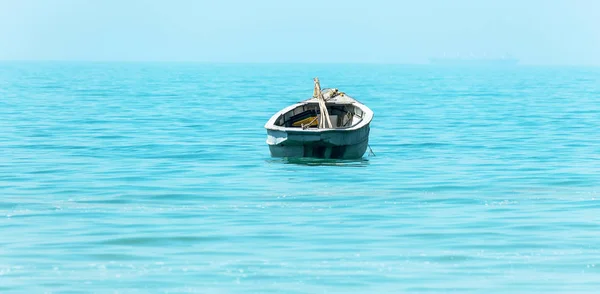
[0,59,598,67]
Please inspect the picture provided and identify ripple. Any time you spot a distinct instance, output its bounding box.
[1,63,600,292]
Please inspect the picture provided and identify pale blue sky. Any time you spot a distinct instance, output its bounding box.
[0,0,598,65]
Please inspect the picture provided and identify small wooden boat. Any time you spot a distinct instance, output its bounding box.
[264,78,373,159]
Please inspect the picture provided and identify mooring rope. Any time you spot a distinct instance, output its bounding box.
[368,144,376,156]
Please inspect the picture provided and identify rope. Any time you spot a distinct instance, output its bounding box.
[301,116,318,129]
[368,144,376,156]
[342,112,354,127]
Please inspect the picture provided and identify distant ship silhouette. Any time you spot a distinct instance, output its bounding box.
[429,54,519,66]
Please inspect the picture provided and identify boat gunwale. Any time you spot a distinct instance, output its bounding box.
[264,98,373,133]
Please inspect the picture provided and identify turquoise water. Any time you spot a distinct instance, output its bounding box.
[1,63,600,293]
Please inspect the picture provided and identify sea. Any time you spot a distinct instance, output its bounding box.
[1,62,600,293]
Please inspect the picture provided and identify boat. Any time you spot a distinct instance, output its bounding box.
[264,78,373,159]
[429,54,519,66]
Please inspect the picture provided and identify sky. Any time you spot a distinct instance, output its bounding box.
[0,0,599,65]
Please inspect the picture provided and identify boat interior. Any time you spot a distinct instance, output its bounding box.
[274,102,365,129]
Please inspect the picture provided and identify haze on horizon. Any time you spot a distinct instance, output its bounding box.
[0,0,599,65]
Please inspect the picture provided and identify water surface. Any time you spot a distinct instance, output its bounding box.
[1,63,600,293]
